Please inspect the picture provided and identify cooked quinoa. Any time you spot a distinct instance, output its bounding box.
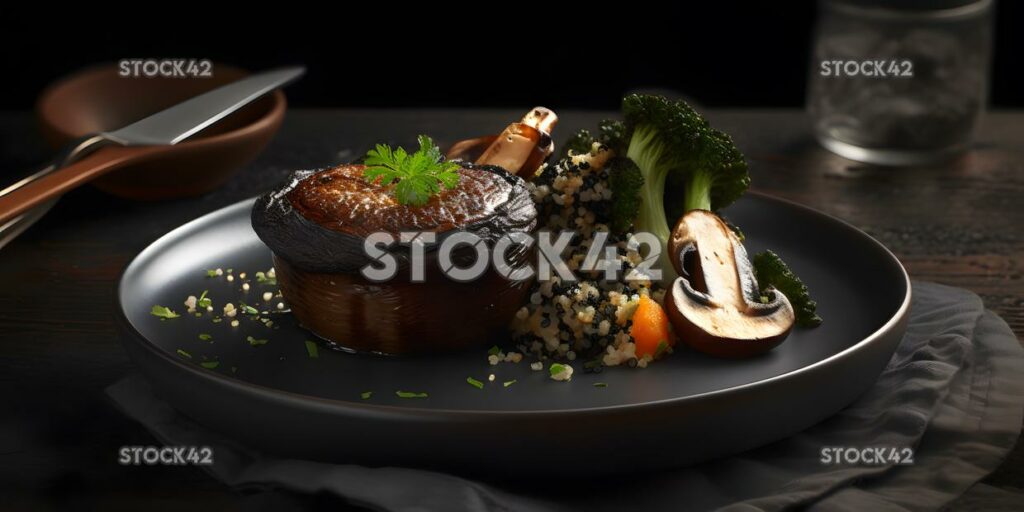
[509,143,666,371]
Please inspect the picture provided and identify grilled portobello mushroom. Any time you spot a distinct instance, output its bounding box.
[251,162,537,355]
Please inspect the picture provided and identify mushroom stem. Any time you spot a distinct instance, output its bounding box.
[471,107,557,178]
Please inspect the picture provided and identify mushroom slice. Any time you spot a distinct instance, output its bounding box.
[447,107,557,178]
[664,210,795,358]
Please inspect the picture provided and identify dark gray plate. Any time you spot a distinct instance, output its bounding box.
[117,193,910,476]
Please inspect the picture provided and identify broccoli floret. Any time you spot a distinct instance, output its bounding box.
[560,128,595,159]
[753,250,822,327]
[597,119,628,154]
[606,157,643,234]
[613,94,750,278]
[559,119,629,159]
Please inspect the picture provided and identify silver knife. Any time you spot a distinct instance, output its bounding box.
[104,66,304,146]
[0,66,305,249]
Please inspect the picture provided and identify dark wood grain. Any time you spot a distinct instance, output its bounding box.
[0,109,1020,509]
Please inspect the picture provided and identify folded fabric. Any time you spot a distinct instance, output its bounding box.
[107,281,1024,511]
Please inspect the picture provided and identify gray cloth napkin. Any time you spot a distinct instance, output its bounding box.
[107,282,1024,511]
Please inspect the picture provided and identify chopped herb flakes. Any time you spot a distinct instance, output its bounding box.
[200,361,220,369]
[198,333,213,341]
[361,391,373,400]
[466,377,484,390]
[549,363,574,381]
[151,305,180,319]
[247,336,268,346]
[395,391,428,399]
[205,269,218,277]
[255,271,277,286]
[176,349,192,359]
[241,304,259,315]
[197,290,212,309]
[593,382,608,388]
[305,340,319,358]
[503,380,517,388]
[487,345,502,356]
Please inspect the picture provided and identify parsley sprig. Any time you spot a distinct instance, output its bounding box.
[363,135,460,206]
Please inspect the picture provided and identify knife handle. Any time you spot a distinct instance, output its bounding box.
[0,145,164,226]
[0,134,113,199]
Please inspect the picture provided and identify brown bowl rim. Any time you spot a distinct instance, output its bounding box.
[35,63,287,150]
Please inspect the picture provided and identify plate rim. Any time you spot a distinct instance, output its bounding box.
[116,192,912,417]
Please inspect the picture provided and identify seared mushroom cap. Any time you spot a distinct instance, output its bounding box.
[251,163,536,273]
[664,210,795,358]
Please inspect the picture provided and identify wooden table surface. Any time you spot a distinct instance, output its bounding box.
[0,109,1020,509]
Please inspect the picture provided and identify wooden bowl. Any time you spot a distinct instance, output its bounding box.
[35,64,286,200]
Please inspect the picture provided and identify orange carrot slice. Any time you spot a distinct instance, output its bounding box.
[631,294,672,358]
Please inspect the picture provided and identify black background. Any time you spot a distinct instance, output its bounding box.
[0,2,1020,110]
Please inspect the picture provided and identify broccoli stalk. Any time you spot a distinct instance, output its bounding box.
[625,125,674,268]
[611,94,750,281]
[682,165,713,212]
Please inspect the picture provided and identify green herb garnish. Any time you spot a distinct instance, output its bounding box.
[206,269,218,277]
[151,305,180,319]
[363,135,460,206]
[361,391,373,400]
[200,361,220,369]
[466,377,484,390]
[240,304,259,315]
[255,271,277,286]
[247,336,268,346]
[198,333,213,342]
[503,380,517,388]
[395,391,428,399]
[487,345,502,356]
[549,363,568,377]
[593,382,608,388]
[197,290,211,309]
[305,340,319,358]
[176,349,192,359]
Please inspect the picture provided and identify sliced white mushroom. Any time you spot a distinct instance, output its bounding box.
[665,210,795,358]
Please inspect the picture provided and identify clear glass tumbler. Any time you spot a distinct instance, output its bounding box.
[808,0,993,165]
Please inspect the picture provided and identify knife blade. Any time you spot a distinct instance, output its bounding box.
[103,66,305,146]
[0,65,305,249]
